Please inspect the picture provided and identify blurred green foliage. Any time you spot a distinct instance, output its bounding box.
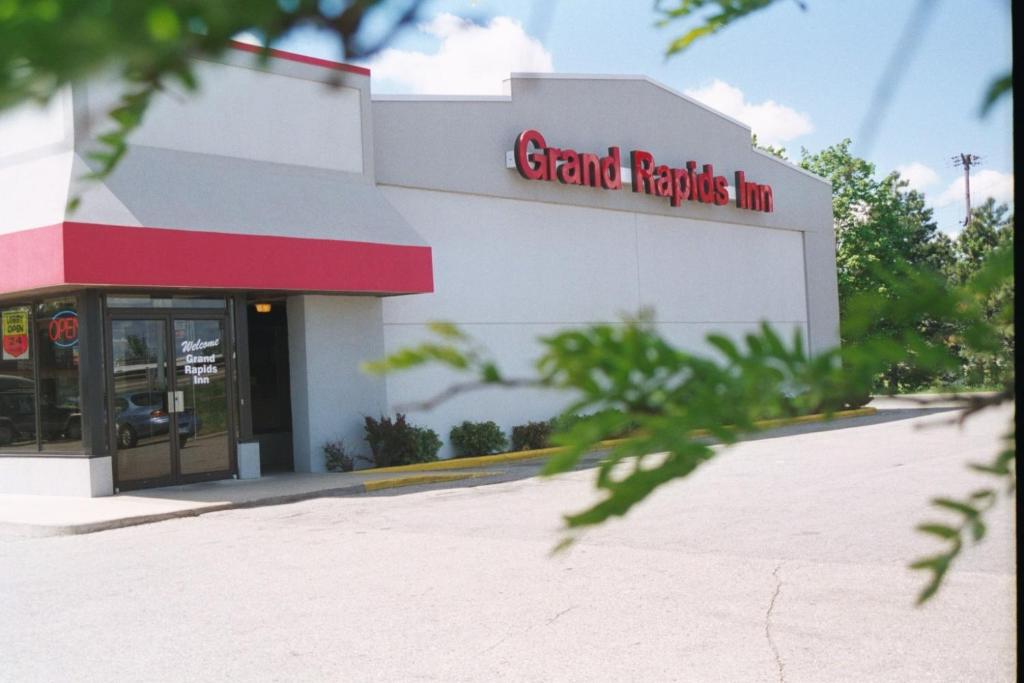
[0,0,423,187]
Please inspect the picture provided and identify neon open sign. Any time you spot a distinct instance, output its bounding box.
[48,310,78,348]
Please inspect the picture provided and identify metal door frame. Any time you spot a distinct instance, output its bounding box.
[106,306,237,492]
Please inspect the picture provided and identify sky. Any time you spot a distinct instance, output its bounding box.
[265,0,1013,236]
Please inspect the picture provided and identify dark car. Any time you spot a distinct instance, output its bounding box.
[0,376,79,447]
[114,392,200,449]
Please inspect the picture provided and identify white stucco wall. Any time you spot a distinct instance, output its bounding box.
[378,187,808,457]
[288,295,388,471]
[81,62,363,174]
[0,89,74,234]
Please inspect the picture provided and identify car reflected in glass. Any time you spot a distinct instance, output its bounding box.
[113,392,200,449]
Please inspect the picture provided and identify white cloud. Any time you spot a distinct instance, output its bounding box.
[683,79,813,148]
[363,14,553,95]
[895,162,940,191]
[232,31,263,46]
[935,169,1014,208]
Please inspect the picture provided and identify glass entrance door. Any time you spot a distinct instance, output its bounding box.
[173,318,230,476]
[111,319,173,485]
[110,313,234,490]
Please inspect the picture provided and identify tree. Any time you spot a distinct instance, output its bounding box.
[798,140,961,392]
[799,140,947,306]
[954,199,1014,284]
[949,200,1015,388]
[751,133,786,159]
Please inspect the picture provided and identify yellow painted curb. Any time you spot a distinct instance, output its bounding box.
[369,406,878,474]
[750,406,877,430]
[362,471,499,491]
[370,447,567,473]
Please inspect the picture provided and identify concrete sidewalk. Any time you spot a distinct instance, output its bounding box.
[0,406,882,538]
[0,468,506,537]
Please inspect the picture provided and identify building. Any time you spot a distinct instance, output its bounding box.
[0,44,838,496]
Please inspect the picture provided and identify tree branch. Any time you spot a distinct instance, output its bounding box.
[394,377,543,413]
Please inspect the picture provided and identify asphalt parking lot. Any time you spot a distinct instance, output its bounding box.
[0,401,1015,682]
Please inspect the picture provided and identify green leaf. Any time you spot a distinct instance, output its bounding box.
[979,71,1011,116]
[968,489,997,505]
[427,321,467,340]
[909,557,941,571]
[706,334,740,362]
[480,362,502,383]
[541,447,584,476]
[146,5,181,42]
[930,498,977,518]
[0,0,17,21]
[916,523,958,540]
[915,575,943,605]
[969,462,1010,476]
[32,0,59,21]
[550,536,576,555]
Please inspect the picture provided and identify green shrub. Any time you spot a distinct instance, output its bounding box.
[412,426,442,462]
[510,420,554,451]
[550,412,586,434]
[552,409,640,439]
[840,391,872,410]
[449,420,508,457]
[812,389,873,414]
[364,414,441,467]
[322,440,354,472]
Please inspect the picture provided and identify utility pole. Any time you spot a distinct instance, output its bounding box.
[952,153,981,228]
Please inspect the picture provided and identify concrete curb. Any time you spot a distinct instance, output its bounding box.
[371,406,880,473]
[0,504,239,538]
[1,471,502,538]
[363,471,500,491]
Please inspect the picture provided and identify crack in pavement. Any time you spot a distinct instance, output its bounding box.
[766,563,786,683]
[480,604,579,655]
[480,633,510,654]
[546,605,578,625]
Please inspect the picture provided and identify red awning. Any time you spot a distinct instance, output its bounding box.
[1,222,433,296]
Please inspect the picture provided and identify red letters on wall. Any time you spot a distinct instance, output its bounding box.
[513,129,773,213]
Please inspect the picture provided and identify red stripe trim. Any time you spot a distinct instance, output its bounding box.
[0,224,66,295]
[228,40,371,76]
[2,223,433,296]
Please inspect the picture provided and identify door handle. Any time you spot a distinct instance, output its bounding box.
[167,391,184,413]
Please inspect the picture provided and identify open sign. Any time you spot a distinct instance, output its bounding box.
[49,310,79,347]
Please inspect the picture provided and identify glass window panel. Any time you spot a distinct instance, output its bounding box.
[175,319,230,475]
[107,296,225,309]
[112,319,172,483]
[36,298,84,452]
[0,305,37,451]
